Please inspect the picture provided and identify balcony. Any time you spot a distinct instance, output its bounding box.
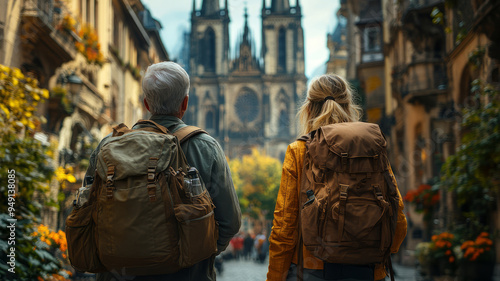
[403,0,445,13]
[400,61,448,105]
[22,0,76,63]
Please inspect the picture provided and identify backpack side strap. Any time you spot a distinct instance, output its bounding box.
[173,126,208,144]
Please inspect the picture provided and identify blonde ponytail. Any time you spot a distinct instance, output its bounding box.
[297,74,362,136]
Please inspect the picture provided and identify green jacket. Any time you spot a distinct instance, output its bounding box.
[84,115,241,281]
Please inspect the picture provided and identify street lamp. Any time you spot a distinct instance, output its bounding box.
[66,73,83,96]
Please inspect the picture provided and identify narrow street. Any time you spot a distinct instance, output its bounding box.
[216,257,418,281]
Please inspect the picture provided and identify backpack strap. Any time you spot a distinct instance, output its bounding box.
[172,126,207,144]
[112,123,133,136]
[297,135,309,142]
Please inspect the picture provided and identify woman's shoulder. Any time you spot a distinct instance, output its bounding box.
[287,140,307,157]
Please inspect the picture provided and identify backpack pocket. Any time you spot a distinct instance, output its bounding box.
[174,195,218,268]
[301,197,324,247]
[331,198,384,242]
[65,203,105,273]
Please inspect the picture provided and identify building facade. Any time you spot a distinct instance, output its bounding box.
[340,0,500,265]
[184,0,307,160]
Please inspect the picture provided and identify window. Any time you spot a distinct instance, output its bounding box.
[235,88,259,122]
[113,11,120,51]
[204,27,216,72]
[364,27,381,52]
[278,109,289,135]
[278,27,287,73]
[206,111,214,130]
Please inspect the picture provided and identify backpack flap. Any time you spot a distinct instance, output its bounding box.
[95,129,178,181]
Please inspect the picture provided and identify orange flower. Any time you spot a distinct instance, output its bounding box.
[449,256,455,263]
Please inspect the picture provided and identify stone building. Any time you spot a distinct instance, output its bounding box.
[328,0,386,125]
[382,0,500,264]
[0,0,169,229]
[184,0,307,160]
[340,0,500,265]
[326,11,348,78]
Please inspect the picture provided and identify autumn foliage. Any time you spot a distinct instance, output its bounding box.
[229,148,282,220]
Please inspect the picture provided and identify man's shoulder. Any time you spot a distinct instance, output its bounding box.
[186,130,222,152]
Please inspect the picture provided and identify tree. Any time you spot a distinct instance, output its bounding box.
[229,149,282,220]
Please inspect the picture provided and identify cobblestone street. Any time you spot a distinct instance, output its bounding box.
[216,258,419,281]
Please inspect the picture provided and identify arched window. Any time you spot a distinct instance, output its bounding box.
[278,27,287,73]
[204,27,216,72]
[277,89,289,135]
[278,109,289,135]
[206,111,214,130]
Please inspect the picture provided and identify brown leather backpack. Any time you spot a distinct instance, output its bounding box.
[66,120,218,275]
[299,122,399,279]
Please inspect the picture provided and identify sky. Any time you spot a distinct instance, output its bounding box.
[141,0,340,79]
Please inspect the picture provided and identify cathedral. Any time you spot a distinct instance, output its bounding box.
[182,0,307,160]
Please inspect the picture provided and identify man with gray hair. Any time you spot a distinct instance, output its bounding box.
[83,61,241,281]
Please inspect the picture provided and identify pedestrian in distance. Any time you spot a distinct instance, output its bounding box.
[243,232,255,260]
[266,74,407,281]
[70,61,241,281]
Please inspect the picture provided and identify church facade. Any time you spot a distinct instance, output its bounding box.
[183,0,307,160]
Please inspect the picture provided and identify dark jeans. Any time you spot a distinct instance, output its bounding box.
[96,256,216,281]
[286,263,385,281]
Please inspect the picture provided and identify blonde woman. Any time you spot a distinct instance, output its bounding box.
[266,74,407,281]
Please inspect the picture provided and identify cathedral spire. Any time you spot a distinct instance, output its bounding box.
[201,0,220,16]
[192,0,196,16]
[243,6,249,44]
[270,0,290,14]
[295,0,302,14]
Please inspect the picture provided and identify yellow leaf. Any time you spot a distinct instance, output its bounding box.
[67,174,76,183]
[12,68,24,79]
[11,78,18,86]
[42,89,49,99]
[0,104,9,118]
[33,92,40,101]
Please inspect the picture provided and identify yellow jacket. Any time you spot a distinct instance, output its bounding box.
[266,141,407,281]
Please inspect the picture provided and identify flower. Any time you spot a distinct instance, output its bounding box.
[32,224,69,261]
[460,232,494,262]
[404,184,440,221]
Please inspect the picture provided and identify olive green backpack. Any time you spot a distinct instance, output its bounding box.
[66,120,218,275]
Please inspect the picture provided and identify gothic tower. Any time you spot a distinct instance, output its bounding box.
[261,0,307,160]
[186,0,307,161]
[186,0,230,133]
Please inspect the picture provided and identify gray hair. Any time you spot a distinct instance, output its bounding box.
[142,62,190,115]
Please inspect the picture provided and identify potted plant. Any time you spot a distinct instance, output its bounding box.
[404,184,440,223]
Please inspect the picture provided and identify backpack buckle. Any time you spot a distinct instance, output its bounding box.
[373,185,384,201]
[339,184,349,201]
[147,183,157,202]
[106,166,115,200]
